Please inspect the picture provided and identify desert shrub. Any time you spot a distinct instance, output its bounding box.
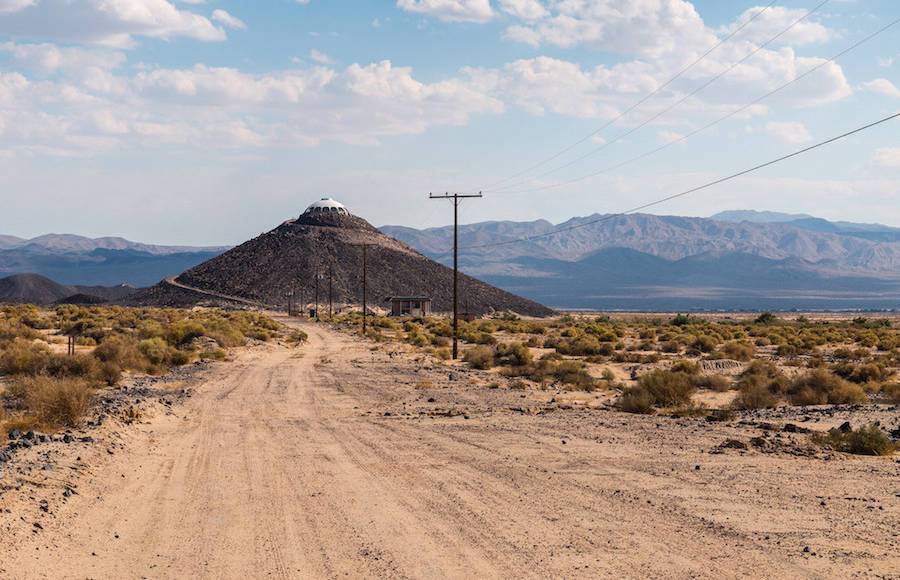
[732,385,778,409]
[433,347,451,361]
[849,363,893,384]
[463,345,494,369]
[414,380,433,390]
[691,374,731,392]
[0,338,49,375]
[754,336,771,347]
[44,353,101,381]
[691,334,718,353]
[166,320,206,346]
[670,359,699,375]
[138,337,170,365]
[0,318,40,342]
[638,369,694,407]
[200,349,227,361]
[495,342,532,367]
[430,335,450,347]
[659,340,681,353]
[93,334,147,371]
[721,341,754,361]
[811,425,898,456]
[5,376,92,429]
[788,369,867,405]
[552,360,595,390]
[617,386,654,414]
[882,382,900,403]
[601,368,616,381]
[737,360,788,394]
[556,336,614,356]
[755,312,777,325]
[670,314,705,326]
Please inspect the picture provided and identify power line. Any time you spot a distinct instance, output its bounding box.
[474,0,779,193]
[489,14,900,196]
[490,0,829,193]
[456,111,899,251]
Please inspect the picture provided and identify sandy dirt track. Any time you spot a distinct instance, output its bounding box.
[3,320,899,579]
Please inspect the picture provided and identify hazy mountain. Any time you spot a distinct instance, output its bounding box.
[711,210,900,243]
[0,273,137,305]
[710,210,814,223]
[0,235,229,287]
[381,212,900,310]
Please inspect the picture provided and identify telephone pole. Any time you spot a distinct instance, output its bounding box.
[314,268,320,321]
[361,244,368,335]
[328,265,333,318]
[429,192,482,359]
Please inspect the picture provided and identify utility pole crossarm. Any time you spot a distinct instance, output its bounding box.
[428,192,482,360]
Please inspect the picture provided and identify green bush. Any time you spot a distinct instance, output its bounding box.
[495,342,532,367]
[722,341,754,361]
[788,369,867,405]
[811,425,897,456]
[638,369,695,407]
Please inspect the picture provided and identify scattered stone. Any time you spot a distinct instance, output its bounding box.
[838,421,852,433]
[719,439,748,450]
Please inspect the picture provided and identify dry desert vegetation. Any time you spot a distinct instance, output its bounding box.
[1,305,898,578]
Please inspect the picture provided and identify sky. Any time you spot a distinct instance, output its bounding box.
[0,0,898,245]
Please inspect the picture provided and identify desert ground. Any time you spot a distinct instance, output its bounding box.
[1,314,898,579]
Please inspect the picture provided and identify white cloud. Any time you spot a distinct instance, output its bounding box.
[658,129,685,144]
[0,59,504,155]
[877,56,893,68]
[863,78,900,98]
[211,9,245,30]
[396,0,493,23]
[720,6,831,46]
[497,0,547,21]
[0,0,225,47]
[0,42,126,75]
[872,147,900,167]
[372,18,381,27]
[0,0,35,13]
[309,49,334,65]
[765,121,812,144]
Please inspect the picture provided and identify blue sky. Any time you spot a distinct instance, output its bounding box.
[0,0,898,245]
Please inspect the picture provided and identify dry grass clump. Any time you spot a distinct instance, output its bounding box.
[618,369,695,413]
[494,342,532,367]
[3,376,92,429]
[462,345,494,369]
[787,369,867,405]
[691,374,731,392]
[811,425,897,456]
[721,341,754,361]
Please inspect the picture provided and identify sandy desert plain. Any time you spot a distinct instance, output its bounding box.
[0,304,898,578]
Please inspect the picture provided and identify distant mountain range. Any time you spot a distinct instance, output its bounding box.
[381,211,900,311]
[0,234,228,287]
[4,211,900,310]
[0,273,136,305]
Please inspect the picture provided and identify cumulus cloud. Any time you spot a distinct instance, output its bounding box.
[719,6,831,46]
[211,9,245,30]
[0,59,504,155]
[863,78,900,98]
[0,0,226,46]
[396,0,493,23]
[0,42,126,75]
[872,147,900,167]
[497,0,547,21]
[765,121,812,144]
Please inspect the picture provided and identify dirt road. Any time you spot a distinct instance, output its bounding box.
[3,321,898,578]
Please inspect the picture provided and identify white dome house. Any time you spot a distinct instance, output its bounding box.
[303,197,350,217]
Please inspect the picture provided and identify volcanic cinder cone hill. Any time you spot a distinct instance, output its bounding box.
[129,200,553,317]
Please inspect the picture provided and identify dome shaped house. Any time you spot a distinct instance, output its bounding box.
[302,198,350,217]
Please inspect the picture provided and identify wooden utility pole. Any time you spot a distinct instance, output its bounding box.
[362,244,368,335]
[429,192,482,359]
[328,265,333,318]
[314,268,320,321]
